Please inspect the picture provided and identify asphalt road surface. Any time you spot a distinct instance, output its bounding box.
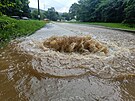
[0,22,135,101]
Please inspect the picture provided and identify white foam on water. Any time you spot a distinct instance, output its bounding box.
[17,35,135,79]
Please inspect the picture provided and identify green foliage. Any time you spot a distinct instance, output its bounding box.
[0,15,47,47]
[61,13,70,21]
[0,12,2,16]
[46,7,59,21]
[31,10,38,19]
[124,0,135,24]
[0,0,30,17]
[69,3,80,19]
[69,0,135,23]
[31,9,46,20]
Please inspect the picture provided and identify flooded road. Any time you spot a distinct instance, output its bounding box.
[0,22,135,101]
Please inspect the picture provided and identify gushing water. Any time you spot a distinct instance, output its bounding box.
[17,35,135,80]
[0,23,135,100]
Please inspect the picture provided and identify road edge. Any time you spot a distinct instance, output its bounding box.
[68,22,135,34]
[91,25,135,34]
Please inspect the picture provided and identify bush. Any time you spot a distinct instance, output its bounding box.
[0,15,47,47]
[0,12,2,16]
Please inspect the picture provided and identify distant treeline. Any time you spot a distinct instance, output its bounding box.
[0,0,134,23]
[69,0,135,23]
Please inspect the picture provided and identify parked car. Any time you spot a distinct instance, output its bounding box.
[11,16,20,20]
[21,17,29,20]
[44,19,49,21]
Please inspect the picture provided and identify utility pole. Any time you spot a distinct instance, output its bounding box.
[38,0,40,20]
[44,4,45,10]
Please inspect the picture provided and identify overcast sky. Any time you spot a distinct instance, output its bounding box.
[29,0,78,12]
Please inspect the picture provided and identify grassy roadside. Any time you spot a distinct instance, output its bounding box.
[0,15,47,47]
[69,22,135,31]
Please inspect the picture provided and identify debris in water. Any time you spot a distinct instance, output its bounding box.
[43,36,108,54]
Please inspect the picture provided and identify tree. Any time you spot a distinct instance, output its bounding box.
[69,0,135,23]
[77,0,101,22]
[31,9,46,20]
[0,0,15,16]
[0,0,31,17]
[61,13,70,21]
[31,10,38,19]
[46,7,59,21]
[69,3,80,19]
[99,0,126,22]
[21,0,31,17]
[124,0,135,24]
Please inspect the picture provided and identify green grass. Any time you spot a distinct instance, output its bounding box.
[69,22,135,31]
[0,15,47,47]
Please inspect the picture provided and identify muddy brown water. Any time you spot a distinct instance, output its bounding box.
[0,23,135,101]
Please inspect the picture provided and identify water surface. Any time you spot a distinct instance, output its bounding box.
[0,23,135,101]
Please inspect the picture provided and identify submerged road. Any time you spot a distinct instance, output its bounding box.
[0,22,135,101]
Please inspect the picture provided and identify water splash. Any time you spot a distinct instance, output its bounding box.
[17,35,135,80]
